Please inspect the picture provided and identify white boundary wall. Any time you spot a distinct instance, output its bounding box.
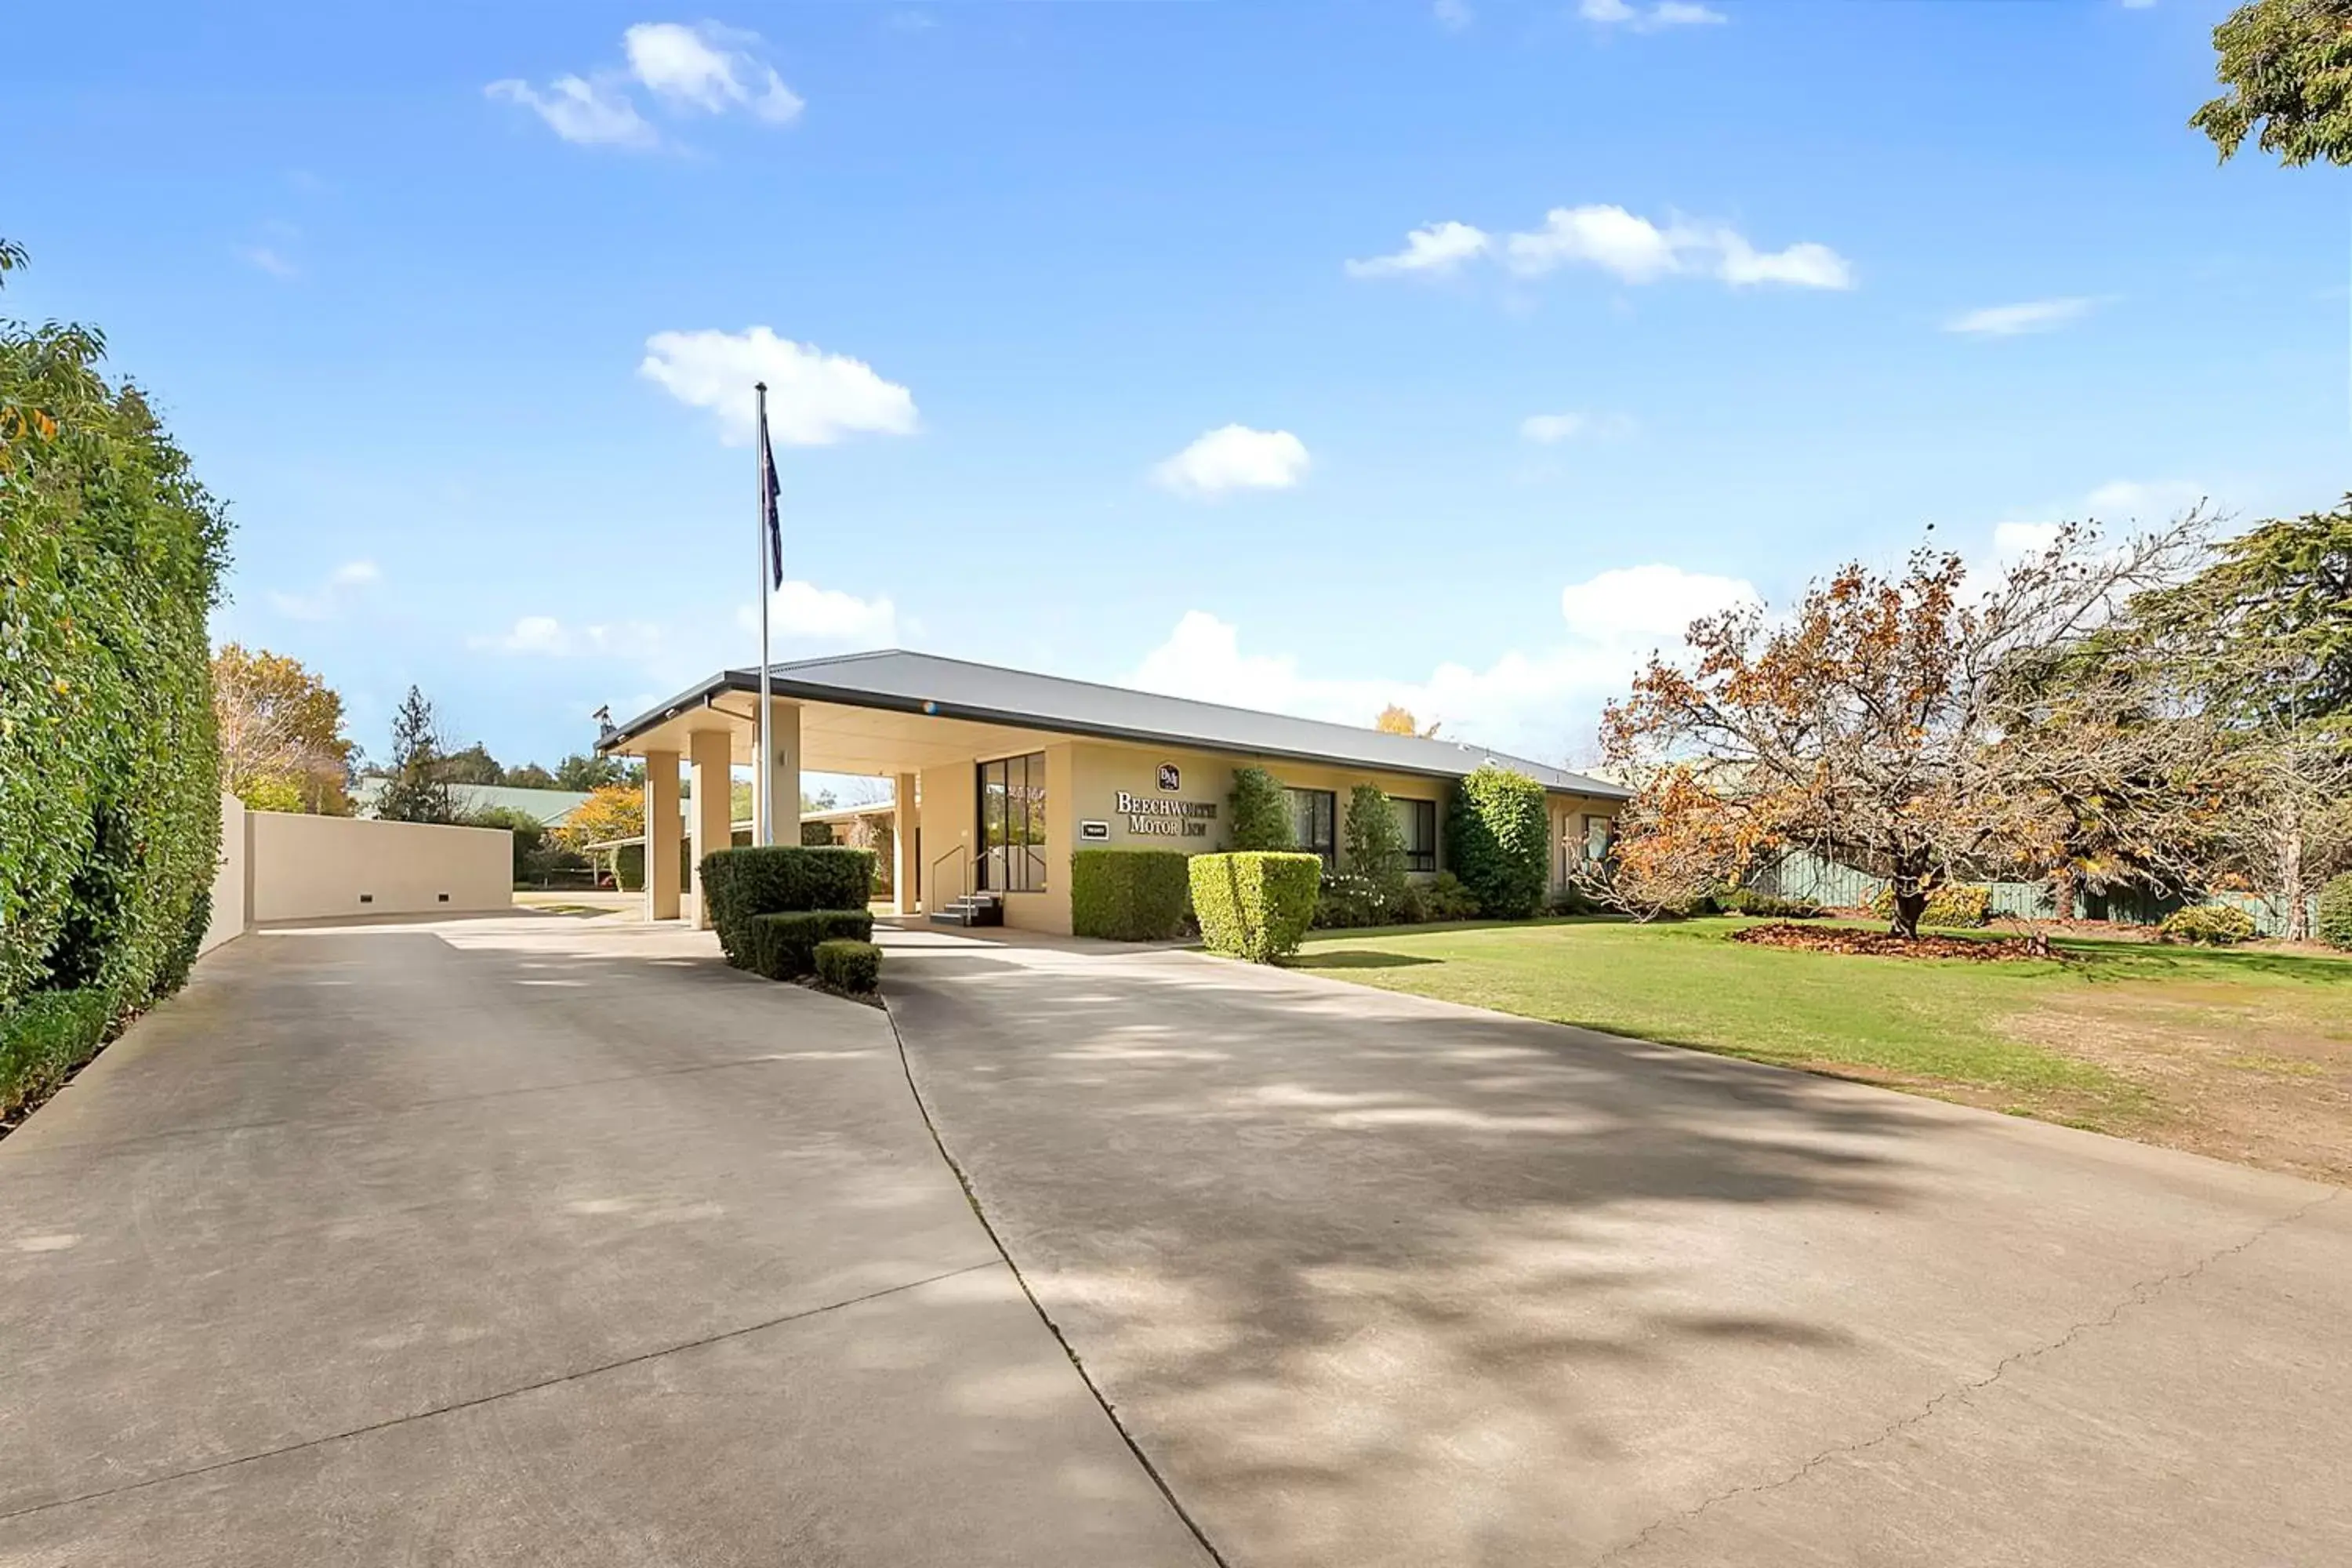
[201,797,514,943]
[249,812,512,924]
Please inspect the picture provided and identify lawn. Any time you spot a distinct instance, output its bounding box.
[1292,917,2352,1183]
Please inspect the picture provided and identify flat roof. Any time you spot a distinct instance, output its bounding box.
[601,649,1629,800]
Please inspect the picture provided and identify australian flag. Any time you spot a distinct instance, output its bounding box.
[758,389,782,590]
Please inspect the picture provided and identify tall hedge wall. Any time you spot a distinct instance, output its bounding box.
[1446,765,1549,920]
[2,249,228,1110]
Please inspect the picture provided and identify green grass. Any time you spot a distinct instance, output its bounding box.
[1291,916,2352,1125]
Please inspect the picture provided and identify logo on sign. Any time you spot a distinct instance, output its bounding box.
[1157,764,1181,792]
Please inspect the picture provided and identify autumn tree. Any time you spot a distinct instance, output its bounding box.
[211,644,356,814]
[1598,521,2210,938]
[2192,0,2352,167]
[374,686,456,824]
[1374,705,1441,738]
[553,784,645,852]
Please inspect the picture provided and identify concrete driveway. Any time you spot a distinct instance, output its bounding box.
[0,916,1209,1566]
[880,928,2352,1567]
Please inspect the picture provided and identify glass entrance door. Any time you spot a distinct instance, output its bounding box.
[977,752,1047,893]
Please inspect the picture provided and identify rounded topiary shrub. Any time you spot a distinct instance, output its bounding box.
[2313,874,2352,950]
[814,938,881,995]
[1446,766,1549,920]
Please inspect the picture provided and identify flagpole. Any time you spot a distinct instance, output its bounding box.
[755,380,773,848]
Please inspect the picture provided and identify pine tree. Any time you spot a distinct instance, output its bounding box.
[375,687,455,824]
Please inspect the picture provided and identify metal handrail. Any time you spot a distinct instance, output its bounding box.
[929,842,971,909]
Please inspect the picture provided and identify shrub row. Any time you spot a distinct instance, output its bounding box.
[742,909,876,979]
[1867,883,1993,928]
[2158,904,2258,946]
[1314,869,1481,929]
[1191,851,1321,963]
[1719,887,1825,920]
[701,845,874,966]
[2,245,228,1116]
[1071,848,1191,941]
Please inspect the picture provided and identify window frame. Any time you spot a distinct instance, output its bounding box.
[1284,786,1338,868]
[1390,795,1438,873]
[975,751,1048,894]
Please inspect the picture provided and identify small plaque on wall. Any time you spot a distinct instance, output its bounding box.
[1080,820,1111,841]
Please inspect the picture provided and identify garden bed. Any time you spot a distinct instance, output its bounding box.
[1731,921,2038,961]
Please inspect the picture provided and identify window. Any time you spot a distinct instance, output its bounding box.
[1285,786,1336,867]
[1583,814,1612,863]
[978,752,1047,893]
[1391,797,1437,873]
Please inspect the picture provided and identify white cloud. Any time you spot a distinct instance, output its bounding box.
[1581,0,1727,28]
[2084,478,2204,518]
[1992,521,2063,561]
[239,245,298,279]
[1944,297,2098,336]
[1127,563,1757,760]
[1345,221,1492,279]
[1433,0,1474,30]
[1150,426,1312,498]
[1519,410,1635,445]
[1715,232,1853,289]
[734,579,898,644]
[489,23,801,149]
[486,74,659,149]
[1499,205,1851,289]
[268,559,379,622]
[640,327,919,447]
[623,23,803,123]
[474,615,666,658]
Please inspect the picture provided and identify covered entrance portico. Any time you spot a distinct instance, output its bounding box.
[595,649,1631,936]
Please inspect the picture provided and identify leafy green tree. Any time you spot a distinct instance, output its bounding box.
[503,761,557,789]
[375,687,456,823]
[2193,0,2352,166]
[554,751,641,791]
[1344,784,1409,905]
[437,742,503,786]
[1228,766,1293,851]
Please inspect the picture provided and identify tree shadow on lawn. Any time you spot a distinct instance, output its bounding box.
[1292,949,1444,970]
[885,949,1964,1564]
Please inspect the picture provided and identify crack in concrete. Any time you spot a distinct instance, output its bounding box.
[0,1260,1002,1524]
[1591,1185,2343,1566]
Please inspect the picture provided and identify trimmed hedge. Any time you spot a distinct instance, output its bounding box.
[2319,874,2352,951]
[0,989,111,1118]
[2,242,227,1116]
[743,909,876,980]
[702,845,875,965]
[2159,904,2257,946]
[1228,767,1292,852]
[814,938,881,994]
[1446,766,1549,920]
[1190,851,1320,963]
[1344,784,1408,904]
[1071,848,1191,941]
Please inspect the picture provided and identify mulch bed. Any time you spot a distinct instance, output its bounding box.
[1732,922,2042,961]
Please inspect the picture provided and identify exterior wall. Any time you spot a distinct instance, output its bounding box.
[201,793,251,953]
[1548,795,1621,893]
[248,812,514,924]
[915,759,978,915]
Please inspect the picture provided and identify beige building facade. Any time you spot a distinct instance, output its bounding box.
[599,651,1629,935]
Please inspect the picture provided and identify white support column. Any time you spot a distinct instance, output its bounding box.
[894,771,920,916]
[686,729,732,930]
[764,699,801,848]
[644,750,681,921]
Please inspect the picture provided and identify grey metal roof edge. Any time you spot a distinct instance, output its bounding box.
[599,651,1631,800]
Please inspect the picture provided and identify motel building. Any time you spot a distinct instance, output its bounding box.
[596,650,1631,934]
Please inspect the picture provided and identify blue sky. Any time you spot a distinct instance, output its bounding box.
[6,1,2345,771]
